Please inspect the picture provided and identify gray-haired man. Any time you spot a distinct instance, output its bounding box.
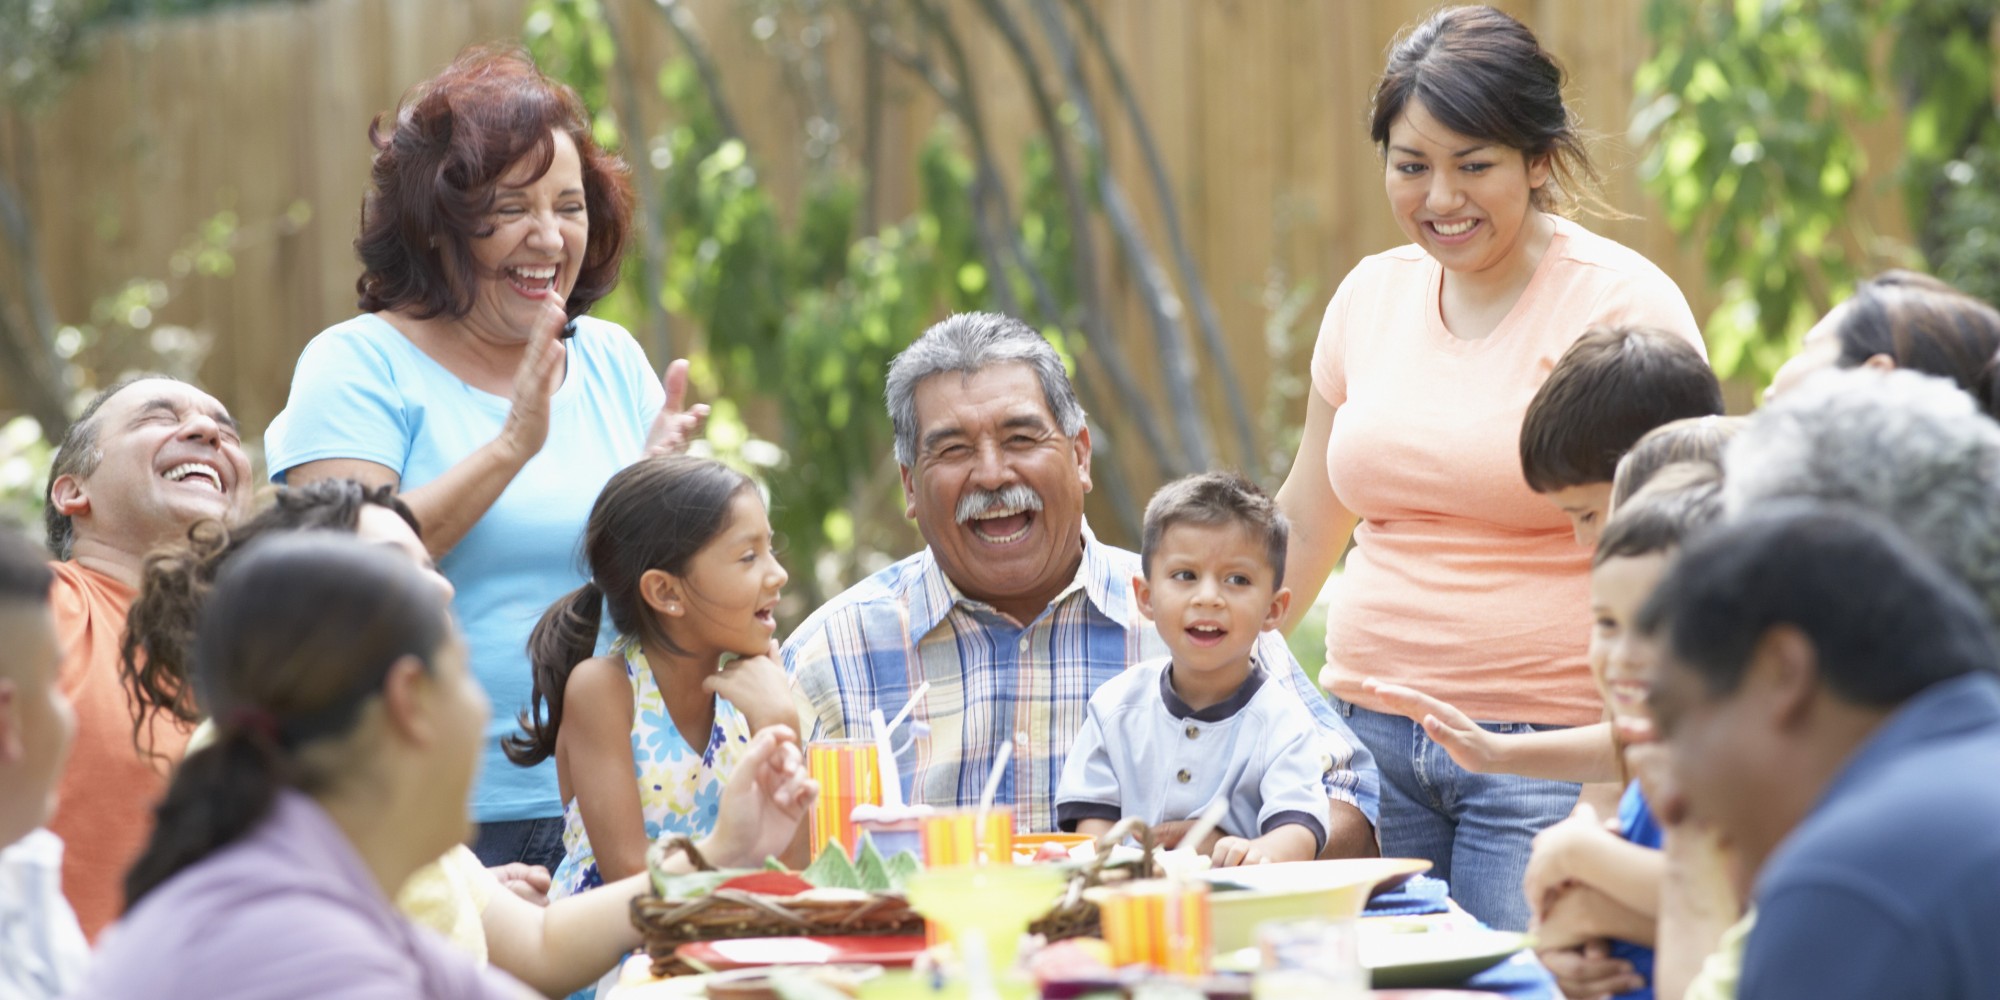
[784,312,1380,853]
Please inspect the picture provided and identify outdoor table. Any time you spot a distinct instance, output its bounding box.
[607,871,1559,1000]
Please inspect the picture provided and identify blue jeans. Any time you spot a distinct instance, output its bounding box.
[1334,698,1580,931]
[472,816,567,874]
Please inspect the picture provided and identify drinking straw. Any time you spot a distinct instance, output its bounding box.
[974,740,1012,863]
[885,681,932,739]
[869,708,905,810]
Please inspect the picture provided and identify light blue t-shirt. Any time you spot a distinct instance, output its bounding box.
[265,313,663,822]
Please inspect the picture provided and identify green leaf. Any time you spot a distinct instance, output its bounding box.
[802,842,863,890]
[884,850,923,895]
[855,834,892,893]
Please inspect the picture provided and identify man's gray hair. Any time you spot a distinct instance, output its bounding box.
[1724,368,2000,622]
[886,312,1087,465]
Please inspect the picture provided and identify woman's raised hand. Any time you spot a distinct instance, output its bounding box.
[701,726,819,869]
[1362,677,1500,773]
[645,358,712,457]
[497,301,569,463]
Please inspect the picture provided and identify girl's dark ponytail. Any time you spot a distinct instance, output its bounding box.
[125,726,287,907]
[504,456,757,768]
[505,581,605,766]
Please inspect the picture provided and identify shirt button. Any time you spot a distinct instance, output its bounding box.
[1176,769,1192,783]
[1184,725,1200,739]
[1018,638,1030,652]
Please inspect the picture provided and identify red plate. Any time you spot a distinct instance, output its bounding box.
[675,935,928,971]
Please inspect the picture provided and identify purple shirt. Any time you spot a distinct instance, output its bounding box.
[73,790,528,1000]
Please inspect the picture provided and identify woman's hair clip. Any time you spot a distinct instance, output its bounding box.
[559,320,578,340]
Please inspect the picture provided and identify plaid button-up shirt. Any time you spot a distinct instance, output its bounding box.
[783,530,1380,834]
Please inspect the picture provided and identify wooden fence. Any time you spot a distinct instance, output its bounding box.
[7,0,1909,450]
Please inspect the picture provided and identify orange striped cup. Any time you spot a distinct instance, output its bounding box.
[919,807,1015,868]
[1099,880,1212,975]
[807,739,882,860]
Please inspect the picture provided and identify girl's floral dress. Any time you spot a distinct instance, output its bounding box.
[550,640,752,899]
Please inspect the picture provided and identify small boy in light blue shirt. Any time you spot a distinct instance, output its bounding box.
[1055,472,1335,866]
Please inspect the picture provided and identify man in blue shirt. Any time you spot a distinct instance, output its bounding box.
[1641,504,2000,1000]
[785,312,1378,852]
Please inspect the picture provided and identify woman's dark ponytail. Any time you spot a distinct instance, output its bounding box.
[124,534,449,909]
[505,581,605,766]
[125,728,287,907]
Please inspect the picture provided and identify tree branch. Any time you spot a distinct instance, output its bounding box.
[956,0,1191,476]
[601,0,674,360]
[1049,0,1254,472]
[0,159,72,436]
[650,0,745,142]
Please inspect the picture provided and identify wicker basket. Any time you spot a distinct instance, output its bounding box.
[630,837,925,976]
[1029,818,1165,942]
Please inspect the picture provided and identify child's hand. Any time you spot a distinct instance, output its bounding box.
[1362,677,1499,772]
[1152,817,1226,856]
[1523,802,1618,919]
[703,726,819,868]
[706,641,796,734]
[1538,938,1643,999]
[1210,836,1266,867]
[487,863,552,906]
[1210,826,1317,867]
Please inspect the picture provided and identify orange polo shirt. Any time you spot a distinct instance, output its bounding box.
[1313,217,1705,726]
[46,560,190,940]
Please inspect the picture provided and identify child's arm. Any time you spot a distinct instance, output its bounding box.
[1076,818,1118,839]
[562,655,652,884]
[1053,699,1123,837]
[1535,882,1657,951]
[1225,706,1341,868]
[1363,678,1621,783]
[1654,823,1743,1000]
[479,727,819,996]
[1523,802,1664,922]
[1211,825,1318,867]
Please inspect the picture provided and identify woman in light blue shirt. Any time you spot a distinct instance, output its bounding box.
[265,44,703,871]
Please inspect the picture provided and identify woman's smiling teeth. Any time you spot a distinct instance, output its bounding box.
[505,264,558,294]
[163,462,223,491]
[1430,218,1479,236]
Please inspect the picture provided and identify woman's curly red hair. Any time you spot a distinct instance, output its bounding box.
[354,43,632,321]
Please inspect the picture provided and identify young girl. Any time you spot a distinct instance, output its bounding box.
[506,455,797,899]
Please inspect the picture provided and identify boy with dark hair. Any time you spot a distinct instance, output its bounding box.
[1055,472,1338,867]
[0,526,85,998]
[1520,325,1723,545]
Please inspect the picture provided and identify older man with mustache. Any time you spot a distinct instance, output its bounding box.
[37,376,254,938]
[785,313,1379,852]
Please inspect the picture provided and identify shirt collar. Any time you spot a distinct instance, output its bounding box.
[1816,672,2000,810]
[1160,656,1271,722]
[905,521,1130,642]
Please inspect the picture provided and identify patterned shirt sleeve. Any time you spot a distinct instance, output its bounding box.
[1255,631,1381,825]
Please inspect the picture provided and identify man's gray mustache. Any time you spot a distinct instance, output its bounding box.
[955,484,1044,524]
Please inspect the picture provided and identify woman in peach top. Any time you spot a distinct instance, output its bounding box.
[1274,5,1702,930]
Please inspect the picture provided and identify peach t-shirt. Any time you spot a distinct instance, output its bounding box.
[47,560,190,940]
[1312,217,1704,726]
